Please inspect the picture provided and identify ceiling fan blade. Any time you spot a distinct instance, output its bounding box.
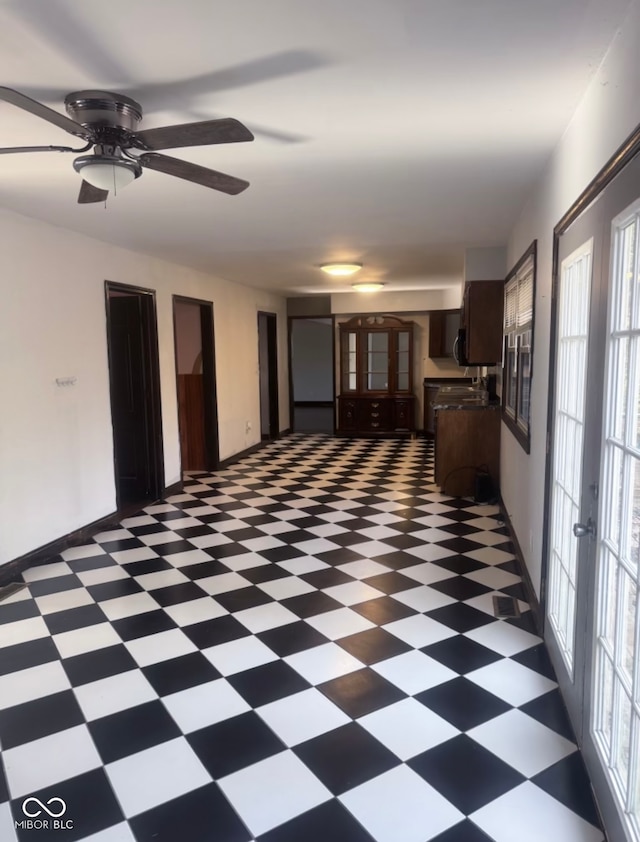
[185,109,306,145]
[78,180,108,204]
[139,153,249,195]
[0,87,92,140]
[8,0,132,85]
[134,118,254,151]
[129,50,330,111]
[247,124,308,144]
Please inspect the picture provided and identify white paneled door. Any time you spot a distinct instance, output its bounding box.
[547,160,640,842]
[591,203,640,839]
[548,239,593,676]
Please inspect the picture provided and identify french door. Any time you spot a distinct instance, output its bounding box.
[546,153,640,842]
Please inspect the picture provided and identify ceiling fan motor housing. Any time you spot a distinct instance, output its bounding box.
[64,90,143,136]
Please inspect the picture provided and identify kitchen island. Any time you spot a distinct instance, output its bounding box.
[433,391,500,498]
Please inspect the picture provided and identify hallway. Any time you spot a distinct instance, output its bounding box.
[0,435,602,841]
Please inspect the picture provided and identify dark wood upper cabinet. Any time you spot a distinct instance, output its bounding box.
[459,280,504,365]
[428,310,460,358]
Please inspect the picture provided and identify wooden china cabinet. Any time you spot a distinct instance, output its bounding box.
[337,315,416,435]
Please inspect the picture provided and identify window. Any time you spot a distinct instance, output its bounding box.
[502,241,536,452]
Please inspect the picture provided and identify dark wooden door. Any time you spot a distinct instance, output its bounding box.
[108,294,152,506]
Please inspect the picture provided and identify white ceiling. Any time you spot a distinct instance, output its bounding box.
[0,0,631,295]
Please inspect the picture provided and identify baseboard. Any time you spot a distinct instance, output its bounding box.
[0,509,119,585]
[218,440,268,469]
[2,482,186,585]
[498,496,543,634]
[163,480,183,498]
[279,428,292,436]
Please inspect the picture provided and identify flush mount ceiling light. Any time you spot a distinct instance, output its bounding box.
[352,282,384,292]
[320,263,363,277]
[73,154,141,192]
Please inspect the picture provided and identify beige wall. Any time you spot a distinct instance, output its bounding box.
[0,207,289,565]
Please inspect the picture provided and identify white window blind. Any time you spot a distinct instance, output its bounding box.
[502,242,537,452]
[517,258,535,326]
[504,282,518,330]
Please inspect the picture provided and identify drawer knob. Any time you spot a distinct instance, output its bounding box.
[372,402,379,408]
[371,412,379,418]
[371,422,380,428]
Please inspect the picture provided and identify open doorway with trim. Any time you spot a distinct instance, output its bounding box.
[173,296,219,472]
[105,281,164,510]
[258,311,280,440]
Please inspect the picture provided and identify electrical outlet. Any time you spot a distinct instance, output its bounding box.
[246,421,252,433]
[529,531,533,553]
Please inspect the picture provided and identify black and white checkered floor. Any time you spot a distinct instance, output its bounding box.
[0,435,603,842]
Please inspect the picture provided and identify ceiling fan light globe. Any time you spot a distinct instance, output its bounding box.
[73,154,142,193]
[79,162,136,191]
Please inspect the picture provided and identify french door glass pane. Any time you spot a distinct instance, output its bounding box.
[592,206,640,838]
[548,240,593,674]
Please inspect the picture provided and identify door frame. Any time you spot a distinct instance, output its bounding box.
[104,280,164,511]
[172,295,220,472]
[258,311,280,440]
[287,314,337,434]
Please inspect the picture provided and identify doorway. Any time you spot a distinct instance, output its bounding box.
[105,282,164,510]
[173,297,219,472]
[258,311,279,440]
[288,316,335,433]
[544,147,640,842]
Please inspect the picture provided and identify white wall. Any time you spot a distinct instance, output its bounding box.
[502,0,640,596]
[0,208,289,565]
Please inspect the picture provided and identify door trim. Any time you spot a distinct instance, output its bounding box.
[172,295,220,472]
[104,280,164,511]
[287,315,337,434]
[258,311,280,440]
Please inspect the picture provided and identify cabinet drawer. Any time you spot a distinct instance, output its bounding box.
[393,399,414,430]
[339,399,358,430]
[358,400,391,429]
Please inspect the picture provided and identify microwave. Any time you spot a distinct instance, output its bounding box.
[453,328,469,366]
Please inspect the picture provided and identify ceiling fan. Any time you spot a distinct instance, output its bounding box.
[0,87,254,203]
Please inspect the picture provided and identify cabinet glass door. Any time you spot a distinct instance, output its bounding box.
[365,331,389,391]
[342,331,357,391]
[396,330,410,391]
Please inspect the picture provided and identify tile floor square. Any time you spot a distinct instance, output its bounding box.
[218,750,331,837]
[256,687,351,747]
[470,782,604,842]
[105,737,211,819]
[339,764,463,842]
[467,709,577,778]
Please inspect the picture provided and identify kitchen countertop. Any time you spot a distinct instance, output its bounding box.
[432,401,500,411]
